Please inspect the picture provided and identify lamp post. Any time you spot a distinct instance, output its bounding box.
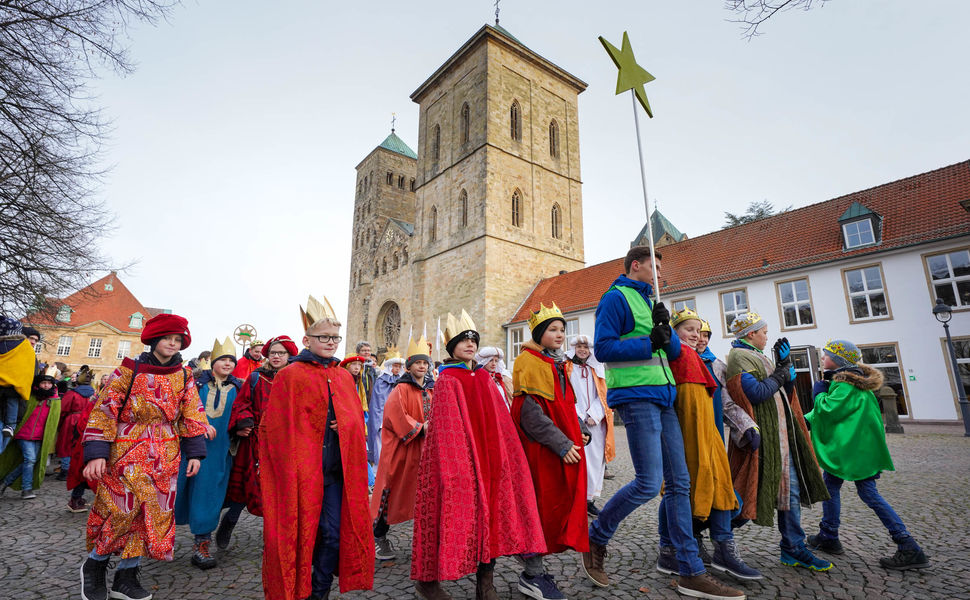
[933,298,970,437]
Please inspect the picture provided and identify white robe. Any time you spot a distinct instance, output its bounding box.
[571,362,607,500]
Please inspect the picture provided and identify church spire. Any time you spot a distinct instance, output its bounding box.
[494,0,500,25]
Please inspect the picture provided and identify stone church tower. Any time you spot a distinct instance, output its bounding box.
[347,23,587,355]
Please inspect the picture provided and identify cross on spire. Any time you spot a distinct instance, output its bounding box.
[391,112,396,133]
[494,0,500,25]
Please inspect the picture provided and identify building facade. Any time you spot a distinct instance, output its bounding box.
[506,161,970,423]
[23,272,168,379]
[346,24,587,355]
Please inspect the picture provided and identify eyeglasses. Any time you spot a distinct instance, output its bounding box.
[310,335,342,344]
[268,351,289,357]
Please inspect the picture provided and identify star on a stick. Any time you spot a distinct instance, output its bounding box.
[599,31,655,118]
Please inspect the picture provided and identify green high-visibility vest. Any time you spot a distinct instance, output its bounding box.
[604,285,675,389]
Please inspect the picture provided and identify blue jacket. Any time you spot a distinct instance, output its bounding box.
[593,275,680,408]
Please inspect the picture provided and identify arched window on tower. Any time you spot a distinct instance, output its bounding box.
[392,252,399,270]
[430,205,438,242]
[402,247,409,264]
[511,189,522,227]
[432,124,441,162]
[460,102,470,145]
[510,100,522,141]
[551,203,563,239]
[459,189,468,228]
[382,257,387,274]
[409,178,416,192]
[549,119,560,158]
[398,175,405,189]
[374,261,379,277]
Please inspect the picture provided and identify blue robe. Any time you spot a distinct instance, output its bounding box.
[367,372,398,465]
[175,371,242,535]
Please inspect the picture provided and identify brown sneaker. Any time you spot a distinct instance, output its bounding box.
[475,562,498,600]
[580,541,610,587]
[676,572,745,600]
[414,580,453,600]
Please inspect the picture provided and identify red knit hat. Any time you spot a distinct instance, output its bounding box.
[140,313,192,350]
[339,355,365,368]
[262,335,299,358]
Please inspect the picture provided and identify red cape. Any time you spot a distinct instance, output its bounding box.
[510,349,589,554]
[231,355,261,381]
[66,394,98,491]
[259,359,374,599]
[56,389,90,458]
[411,364,545,582]
[226,369,275,516]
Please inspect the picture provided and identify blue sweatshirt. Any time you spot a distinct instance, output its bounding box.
[593,275,680,408]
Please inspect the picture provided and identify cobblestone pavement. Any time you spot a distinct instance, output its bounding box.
[2,426,968,600]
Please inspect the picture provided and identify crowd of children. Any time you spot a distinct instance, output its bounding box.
[0,244,932,600]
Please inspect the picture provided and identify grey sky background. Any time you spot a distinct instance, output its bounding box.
[90,0,970,356]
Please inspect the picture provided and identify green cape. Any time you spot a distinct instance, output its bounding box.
[805,365,894,481]
[0,394,62,490]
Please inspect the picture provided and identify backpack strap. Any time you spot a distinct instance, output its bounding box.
[250,371,259,395]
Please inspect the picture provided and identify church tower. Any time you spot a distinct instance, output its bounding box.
[345,130,417,354]
[408,24,587,345]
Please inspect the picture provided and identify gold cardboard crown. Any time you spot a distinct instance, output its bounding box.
[443,310,477,345]
[300,294,337,331]
[528,302,564,331]
[671,307,701,328]
[384,344,401,361]
[407,334,432,358]
[211,337,235,360]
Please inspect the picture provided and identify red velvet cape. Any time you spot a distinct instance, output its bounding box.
[510,348,590,554]
[259,360,374,599]
[226,369,275,516]
[411,364,545,581]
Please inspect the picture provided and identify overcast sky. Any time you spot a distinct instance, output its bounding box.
[90,0,970,357]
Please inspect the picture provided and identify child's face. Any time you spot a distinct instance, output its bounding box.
[38,380,53,391]
[483,357,499,372]
[154,334,183,359]
[304,323,340,359]
[265,342,290,369]
[345,361,362,376]
[574,343,591,360]
[821,354,838,370]
[695,332,710,354]
[675,320,701,349]
[390,362,402,376]
[540,321,566,350]
[746,327,769,351]
[212,357,235,377]
[452,338,478,362]
[409,359,429,381]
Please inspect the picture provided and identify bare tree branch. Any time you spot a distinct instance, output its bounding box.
[0,1,177,318]
[724,0,829,39]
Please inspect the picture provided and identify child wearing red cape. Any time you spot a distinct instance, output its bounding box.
[511,303,591,600]
[259,300,373,600]
[411,310,545,600]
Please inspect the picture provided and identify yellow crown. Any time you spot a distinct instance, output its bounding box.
[407,334,432,358]
[300,294,338,331]
[671,307,702,328]
[528,302,564,331]
[384,344,401,361]
[443,310,477,345]
[211,337,235,360]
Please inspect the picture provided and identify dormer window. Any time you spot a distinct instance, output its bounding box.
[129,312,144,329]
[839,201,881,250]
[56,304,72,323]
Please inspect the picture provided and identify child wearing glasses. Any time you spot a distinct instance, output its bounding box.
[260,300,373,600]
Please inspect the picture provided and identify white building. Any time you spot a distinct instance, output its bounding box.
[505,161,970,423]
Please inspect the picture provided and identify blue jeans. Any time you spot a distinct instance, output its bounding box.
[777,453,806,553]
[60,455,70,471]
[659,503,734,545]
[312,479,342,595]
[3,439,40,490]
[819,472,919,551]
[590,401,704,576]
[0,396,19,453]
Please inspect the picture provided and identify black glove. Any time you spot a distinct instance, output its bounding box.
[651,301,670,326]
[768,361,791,387]
[741,427,761,451]
[649,323,671,352]
[772,337,791,364]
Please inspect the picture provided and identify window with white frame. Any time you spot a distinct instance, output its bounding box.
[672,298,697,312]
[926,248,970,308]
[88,338,103,358]
[777,278,815,328]
[861,344,909,416]
[117,340,131,359]
[56,335,72,356]
[565,318,579,339]
[844,265,889,320]
[720,289,748,332]
[842,219,876,249]
[510,327,525,360]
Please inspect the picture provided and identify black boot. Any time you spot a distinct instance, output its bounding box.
[475,562,498,600]
[879,548,930,570]
[80,558,109,600]
[695,533,713,566]
[807,534,845,555]
[111,566,153,599]
[215,513,238,550]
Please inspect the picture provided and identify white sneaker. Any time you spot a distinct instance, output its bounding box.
[22,489,37,499]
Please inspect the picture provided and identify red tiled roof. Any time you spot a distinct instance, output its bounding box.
[25,273,163,334]
[509,160,970,324]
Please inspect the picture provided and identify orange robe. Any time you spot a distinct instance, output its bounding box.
[370,374,431,524]
[260,357,374,599]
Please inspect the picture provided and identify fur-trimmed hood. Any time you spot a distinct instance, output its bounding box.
[832,363,884,391]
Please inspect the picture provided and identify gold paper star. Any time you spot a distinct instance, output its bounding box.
[599,31,655,118]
